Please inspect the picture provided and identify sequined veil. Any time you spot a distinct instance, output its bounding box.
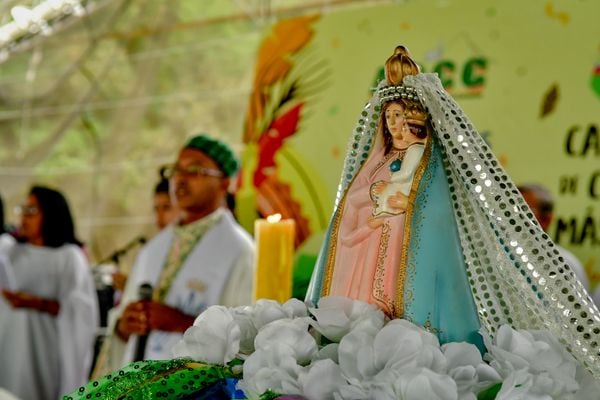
[306,72,600,378]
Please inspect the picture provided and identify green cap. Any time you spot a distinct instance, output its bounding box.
[184,134,239,177]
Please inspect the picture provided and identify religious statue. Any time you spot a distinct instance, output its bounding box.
[307,46,600,374]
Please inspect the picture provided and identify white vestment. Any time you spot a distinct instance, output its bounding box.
[112,208,254,366]
[0,242,99,400]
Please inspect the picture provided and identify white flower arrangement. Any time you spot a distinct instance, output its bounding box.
[173,296,599,400]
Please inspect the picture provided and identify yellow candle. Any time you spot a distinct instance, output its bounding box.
[253,213,296,303]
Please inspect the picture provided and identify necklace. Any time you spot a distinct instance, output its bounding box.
[389,147,407,173]
[371,147,407,178]
[392,147,408,158]
[390,158,402,172]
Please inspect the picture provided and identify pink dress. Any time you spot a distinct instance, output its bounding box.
[329,147,406,316]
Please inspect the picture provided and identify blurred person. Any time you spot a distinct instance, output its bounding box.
[112,174,180,293]
[518,183,590,290]
[0,193,5,235]
[109,134,254,369]
[0,194,16,291]
[0,193,16,252]
[0,185,98,400]
[92,172,182,377]
[154,169,180,230]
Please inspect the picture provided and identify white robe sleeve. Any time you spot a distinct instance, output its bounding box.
[0,255,16,291]
[219,241,255,307]
[56,246,99,396]
[0,235,16,290]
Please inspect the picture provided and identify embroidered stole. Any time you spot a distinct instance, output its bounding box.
[154,211,222,302]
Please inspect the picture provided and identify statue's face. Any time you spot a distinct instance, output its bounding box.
[384,102,406,141]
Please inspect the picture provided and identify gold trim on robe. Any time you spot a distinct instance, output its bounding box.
[393,136,432,318]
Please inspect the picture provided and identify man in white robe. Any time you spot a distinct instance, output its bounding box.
[108,134,255,367]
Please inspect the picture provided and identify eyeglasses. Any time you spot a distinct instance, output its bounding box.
[162,164,224,179]
[14,205,40,216]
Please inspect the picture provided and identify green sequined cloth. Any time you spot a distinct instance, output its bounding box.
[64,358,240,400]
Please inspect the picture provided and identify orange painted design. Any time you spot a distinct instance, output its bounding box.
[241,15,322,248]
[254,103,303,187]
[244,15,319,143]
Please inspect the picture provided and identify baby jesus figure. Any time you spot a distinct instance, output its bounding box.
[371,103,428,218]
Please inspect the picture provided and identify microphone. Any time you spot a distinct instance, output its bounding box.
[133,282,153,362]
[96,235,147,266]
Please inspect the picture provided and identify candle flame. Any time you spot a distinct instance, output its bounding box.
[267,213,282,223]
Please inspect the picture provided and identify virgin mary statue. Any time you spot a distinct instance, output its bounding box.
[306,46,600,377]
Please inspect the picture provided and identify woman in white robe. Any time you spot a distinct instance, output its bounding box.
[0,186,98,400]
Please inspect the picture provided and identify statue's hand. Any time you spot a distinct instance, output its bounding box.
[368,216,385,229]
[387,192,408,211]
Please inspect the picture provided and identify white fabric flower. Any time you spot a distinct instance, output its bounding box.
[312,343,339,364]
[333,385,369,400]
[348,306,386,336]
[282,298,309,318]
[231,307,258,354]
[484,325,579,398]
[442,342,501,400]
[298,359,346,400]
[173,298,594,400]
[494,371,551,400]
[371,367,458,400]
[172,305,240,364]
[254,317,318,365]
[374,319,446,373]
[249,298,309,329]
[252,299,292,329]
[338,329,378,384]
[309,296,383,342]
[338,318,451,397]
[240,343,303,398]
